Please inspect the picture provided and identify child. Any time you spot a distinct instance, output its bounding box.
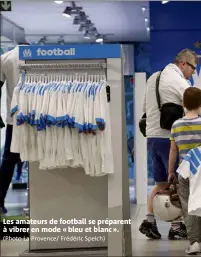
[168,87,201,254]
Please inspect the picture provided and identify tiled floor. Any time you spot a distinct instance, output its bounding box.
[4,184,147,216]
[4,188,27,216]
[2,204,196,256]
[129,184,153,202]
[131,204,193,256]
[3,185,199,256]
[4,183,143,216]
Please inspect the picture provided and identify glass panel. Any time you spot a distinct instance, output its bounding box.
[124,75,134,201]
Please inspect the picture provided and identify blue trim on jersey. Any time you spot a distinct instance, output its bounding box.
[10,105,18,116]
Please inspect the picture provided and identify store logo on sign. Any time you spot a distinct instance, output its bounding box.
[23,49,32,58]
[36,48,75,56]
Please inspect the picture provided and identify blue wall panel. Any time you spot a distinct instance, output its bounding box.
[134,42,151,78]
[150,1,201,31]
[134,43,153,180]
[150,31,201,73]
[150,1,201,73]
[124,76,134,180]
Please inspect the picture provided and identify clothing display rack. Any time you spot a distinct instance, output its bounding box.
[16,44,131,257]
[19,62,107,71]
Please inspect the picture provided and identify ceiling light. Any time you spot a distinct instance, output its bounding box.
[145,18,149,23]
[79,24,85,32]
[162,1,169,3]
[73,16,80,25]
[79,11,87,23]
[90,27,97,33]
[58,36,65,45]
[85,20,92,27]
[142,7,146,12]
[84,31,90,39]
[96,34,103,43]
[86,20,92,24]
[79,11,86,17]
[38,36,47,45]
[54,1,63,4]
[146,27,150,32]
[63,7,72,18]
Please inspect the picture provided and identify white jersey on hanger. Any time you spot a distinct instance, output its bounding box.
[10,73,114,176]
[0,46,24,125]
[177,146,201,216]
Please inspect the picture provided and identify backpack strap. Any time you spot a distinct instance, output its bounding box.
[155,69,165,111]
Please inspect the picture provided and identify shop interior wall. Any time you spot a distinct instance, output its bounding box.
[122,45,134,183]
[132,42,153,184]
[150,1,201,73]
[123,43,152,185]
[120,42,153,184]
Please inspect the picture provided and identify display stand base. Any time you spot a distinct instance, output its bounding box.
[12,182,27,190]
[19,248,107,257]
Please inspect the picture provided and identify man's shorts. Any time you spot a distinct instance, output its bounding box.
[148,138,178,184]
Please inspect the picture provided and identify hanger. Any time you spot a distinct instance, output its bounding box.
[30,74,33,84]
[26,74,29,84]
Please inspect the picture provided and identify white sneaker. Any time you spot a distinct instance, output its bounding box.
[185,242,200,255]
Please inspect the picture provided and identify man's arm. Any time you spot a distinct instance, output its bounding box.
[142,91,146,113]
[0,81,5,129]
[0,56,6,128]
[174,79,190,101]
[0,81,3,98]
[0,55,6,98]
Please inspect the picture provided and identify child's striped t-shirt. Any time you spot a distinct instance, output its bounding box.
[170,117,201,161]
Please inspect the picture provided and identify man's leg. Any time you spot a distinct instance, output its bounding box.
[0,125,20,212]
[147,184,169,218]
[139,138,186,239]
[139,138,169,239]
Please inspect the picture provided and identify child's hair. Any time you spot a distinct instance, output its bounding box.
[183,87,201,111]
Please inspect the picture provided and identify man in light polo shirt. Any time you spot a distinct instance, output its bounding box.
[0,43,29,214]
[139,49,198,240]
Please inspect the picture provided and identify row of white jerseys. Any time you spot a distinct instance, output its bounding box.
[177,147,201,216]
[10,74,114,176]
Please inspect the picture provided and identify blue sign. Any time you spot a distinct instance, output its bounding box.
[19,44,121,60]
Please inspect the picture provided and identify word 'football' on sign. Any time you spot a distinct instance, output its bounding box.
[0,1,11,11]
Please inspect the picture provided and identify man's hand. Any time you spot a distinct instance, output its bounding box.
[168,173,177,184]
[168,140,178,184]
